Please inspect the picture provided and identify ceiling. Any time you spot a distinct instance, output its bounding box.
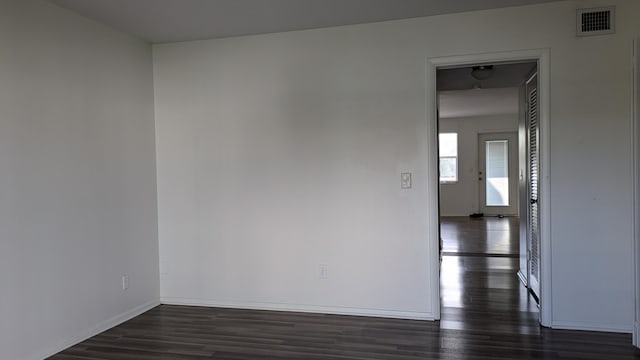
[49,0,561,43]
[437,62,537,91]
[437,62,535,118]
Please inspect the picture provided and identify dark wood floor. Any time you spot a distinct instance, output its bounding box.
[50,216,640,359]
[441,216,519,256]
[440,216,539,335]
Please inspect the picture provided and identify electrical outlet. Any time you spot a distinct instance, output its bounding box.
[401,172,412,189]
[122,275,129,290]
[319,264,328,279]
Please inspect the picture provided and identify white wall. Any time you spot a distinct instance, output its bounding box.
[439,114,518,216]
[0,1,159,359]
[154,0,640,331]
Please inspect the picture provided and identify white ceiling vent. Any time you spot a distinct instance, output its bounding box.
[577,6,615,36]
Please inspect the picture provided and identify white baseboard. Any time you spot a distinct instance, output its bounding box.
[35,299,160,360]
[552,320,633,334]
[161,297,434,321]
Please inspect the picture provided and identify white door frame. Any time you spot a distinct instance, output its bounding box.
[632,38,639,347]
[427,49,551,326]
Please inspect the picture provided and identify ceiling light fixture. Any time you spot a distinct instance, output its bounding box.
[471,65,494,80]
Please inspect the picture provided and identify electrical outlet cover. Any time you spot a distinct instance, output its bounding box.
[401,172,412,189]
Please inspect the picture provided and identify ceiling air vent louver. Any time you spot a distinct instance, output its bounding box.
[577,7,615,36]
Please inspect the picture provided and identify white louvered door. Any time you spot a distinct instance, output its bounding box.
[526,72,541,300]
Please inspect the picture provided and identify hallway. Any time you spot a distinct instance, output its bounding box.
[439,216,540,334]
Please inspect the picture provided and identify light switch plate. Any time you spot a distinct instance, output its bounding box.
[401,173,412,189]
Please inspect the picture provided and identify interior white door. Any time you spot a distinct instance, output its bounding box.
[478,132,518,216]
[526,72,541,300]
[518,81,529,287]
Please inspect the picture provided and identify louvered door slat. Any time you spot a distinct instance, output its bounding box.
[527,76,540,295]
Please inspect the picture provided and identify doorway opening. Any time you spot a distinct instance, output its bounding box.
[430,53,549,330]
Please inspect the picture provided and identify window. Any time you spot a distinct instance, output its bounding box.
[485,140,509,206]
[439,133,458,183]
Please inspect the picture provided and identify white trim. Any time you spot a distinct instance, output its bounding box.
[425,58,440,320]
[538,49,552,328]
[632,38,639,348]
[161,297,434,320]
[427,48,552,327]
[34,299,160,360]
[552,320,632,334]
